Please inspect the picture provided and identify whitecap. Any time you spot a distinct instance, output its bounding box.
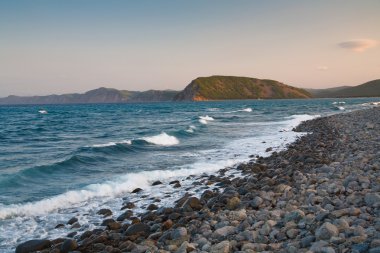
[240,107,252,112]
[141,132,179,146]
[91,140,131,148]
[199,115,214,124]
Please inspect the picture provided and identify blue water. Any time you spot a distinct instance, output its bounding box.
[0,98,379,251]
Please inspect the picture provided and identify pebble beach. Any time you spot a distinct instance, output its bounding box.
[16,107,380,253]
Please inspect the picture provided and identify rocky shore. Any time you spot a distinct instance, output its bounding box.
[16,107,380,253]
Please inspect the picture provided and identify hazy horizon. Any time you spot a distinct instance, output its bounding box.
[1,0,379,96]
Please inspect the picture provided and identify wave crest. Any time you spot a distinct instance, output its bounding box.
[199,115,214,124]
[142,132,179,146]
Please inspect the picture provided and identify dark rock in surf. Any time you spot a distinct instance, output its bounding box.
[67,217,78,225]
[132,188,143,193]
[152,180,163,186]
[16,240,51,253]
[97,208,113,217]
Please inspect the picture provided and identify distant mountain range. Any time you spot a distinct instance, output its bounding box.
[0,76,378,104]
[0,88,178,104]
[306,79,380,98]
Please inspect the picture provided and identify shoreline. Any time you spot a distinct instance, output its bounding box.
[16,107,380,253]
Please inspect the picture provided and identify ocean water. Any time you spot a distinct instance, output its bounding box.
[0,98,379,251]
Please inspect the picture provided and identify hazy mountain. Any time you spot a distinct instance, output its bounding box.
[307,79,380,98]
[0,87,179,105]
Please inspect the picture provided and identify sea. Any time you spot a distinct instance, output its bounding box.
[0,98,379,251]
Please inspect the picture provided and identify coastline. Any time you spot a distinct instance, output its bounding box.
[15,107,380,253]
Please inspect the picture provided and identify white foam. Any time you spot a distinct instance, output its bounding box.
[337,106,345,110]
[362,101,380,106]
[332,101,345,105]
[240,107,252,112]
[142,132,179,146]
[91,140,131,148]
[38,110,48,114]
[0,158,232,220]
[199,115,214,124]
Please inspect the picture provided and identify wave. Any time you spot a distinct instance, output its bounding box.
[361,101,380,106]
[240,107,253,112]
[91,140,132,148]
[225,107,253,113]
[332,101,346,105]
[0,159,234,219]
[199,115,214,124]
[141,132,179,146]
[185,125,196,133]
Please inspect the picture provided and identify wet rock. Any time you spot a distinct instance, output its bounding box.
[132,188,143,193]
[71,222,81,229]
[97,208,112,217]
[117,210,133,221]
[125,223,151,237]
[67,217,78,225]
[60,239,78,253]
[55,224,64,229]
[182,197,202,211]
[170,180,180,185]
[152,180,162,186]
[16,240,51,253]
[121,202,136,210]
[173,182,182,188]
[107,221,121,230]
[147,203,158,210]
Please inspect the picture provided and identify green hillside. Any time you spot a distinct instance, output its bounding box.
[174,76,312,101]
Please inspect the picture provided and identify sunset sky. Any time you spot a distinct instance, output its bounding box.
[0,0,379,96]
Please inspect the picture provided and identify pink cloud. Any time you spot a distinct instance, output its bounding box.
[338,39,378,52]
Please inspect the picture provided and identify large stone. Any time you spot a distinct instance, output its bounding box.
[182,197,202,211]
[97,208,112,217]
[60,239,78,253]
[251,196,263,208]
[228,209,247,221]
[16,240,51,253]
[284,209,305,223]
[125,223,151,236]
[213,226,236,239]
[365,193,380,207]
[226,196,241,210]
[210,240,230,253]
[315,222,339,240]
[171,227,188,240]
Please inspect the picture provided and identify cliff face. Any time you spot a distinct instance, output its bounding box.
[174,76,312,101]
[307,79,380,98]
[0,88,179,105]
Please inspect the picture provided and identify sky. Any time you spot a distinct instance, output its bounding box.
[0,0,379,96]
